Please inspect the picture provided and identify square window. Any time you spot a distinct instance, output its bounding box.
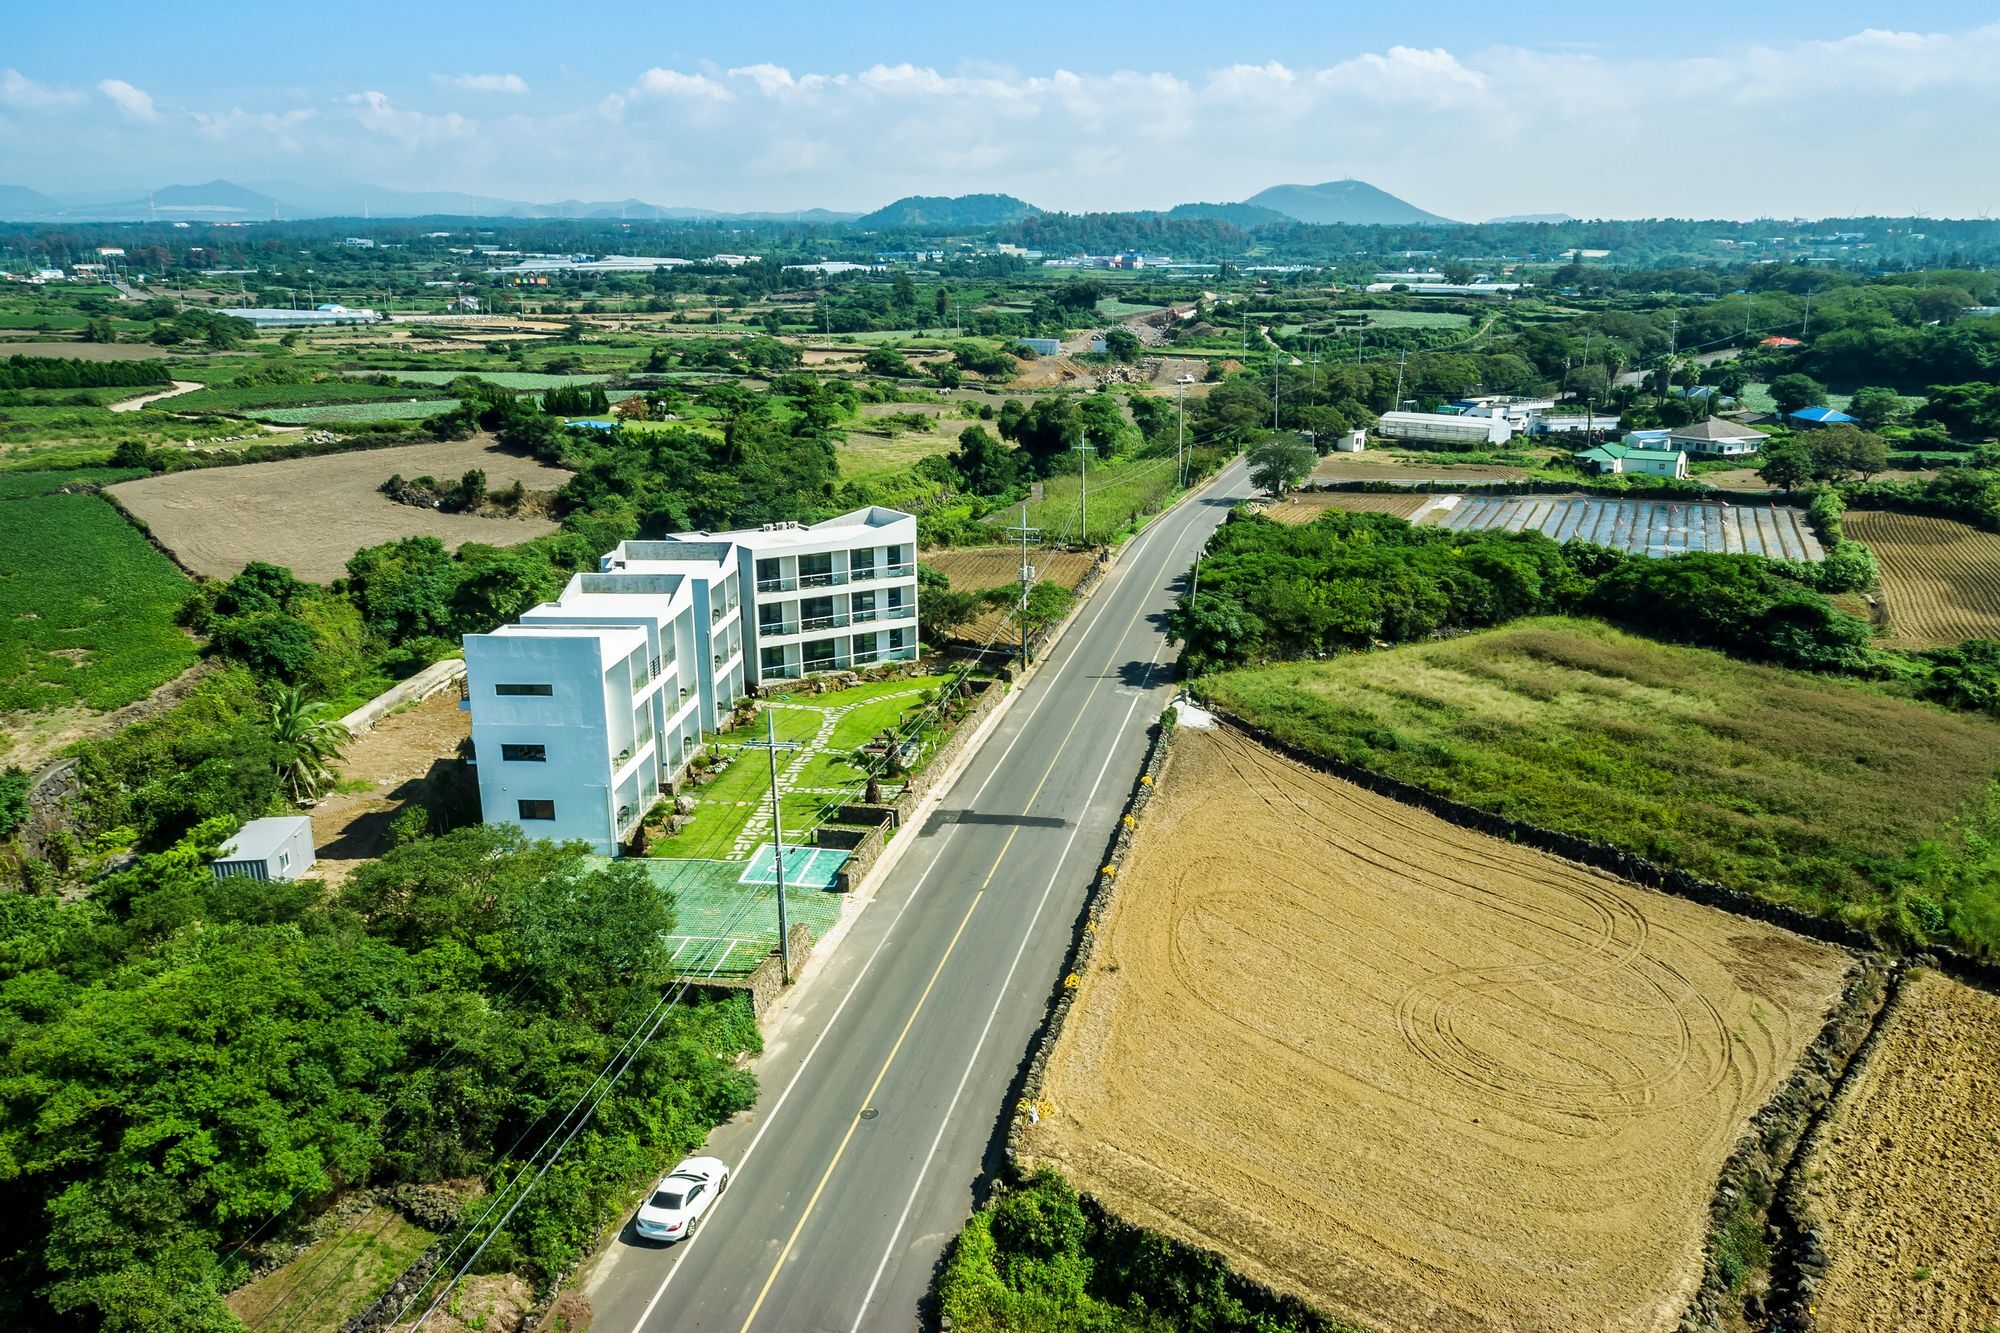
[501,743,547,762]
[518,799,556,820]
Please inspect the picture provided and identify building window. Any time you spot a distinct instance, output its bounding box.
[518,799,556,820]
[761,646,786,673]
[495,682,553,697]
[278,851,291,870]
[501,743,547,762]
[889,627,907,650]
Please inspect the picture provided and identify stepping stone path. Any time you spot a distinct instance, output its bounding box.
[729,688,930,859]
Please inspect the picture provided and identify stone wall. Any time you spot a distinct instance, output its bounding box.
[338,658,466,737]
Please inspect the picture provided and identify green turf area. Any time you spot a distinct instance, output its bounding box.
[1095,297,1163,319]
[648,676,953,861]
[1201,617,2000,954]
[624,857,845,978]
[1336,308,1473,328]
[0,474,198,713]
[247,399,460,425]
[224,1209,435,1333]
[0,402,246,469]
[158,381,424,413]
[838,429,956,485]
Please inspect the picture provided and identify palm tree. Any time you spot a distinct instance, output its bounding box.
[270,686,349,804]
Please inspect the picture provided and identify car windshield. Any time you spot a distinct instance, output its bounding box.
[650,1189,685,1210]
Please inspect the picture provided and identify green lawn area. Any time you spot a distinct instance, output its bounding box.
[0,402,246,468]
[247,400,459,425]
[225,1209,435,1333]
[347,369,611,389]
[1201,617,2000,954]
[0,474,198,714]
[648,675,953,862]
[159,381,425,413]
[1740,381,1853,416]
[1096,297,1163,319]
[627,857,845,978]
[838,428,956,485]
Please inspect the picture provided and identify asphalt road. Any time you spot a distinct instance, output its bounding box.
[586,456,1257,1333]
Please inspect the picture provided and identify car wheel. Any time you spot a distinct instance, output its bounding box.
[684,1213,699,1241]
[721,1171,731,1193]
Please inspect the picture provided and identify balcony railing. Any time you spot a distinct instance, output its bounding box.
[851,561,914,584]
[759,618,799,637]
[756,575,796,593]
[798,569,839,589]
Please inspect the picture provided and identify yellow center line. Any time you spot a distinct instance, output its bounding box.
[733,580,1161,1333]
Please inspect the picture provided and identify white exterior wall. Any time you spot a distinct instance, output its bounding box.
[1376,411,1514,446]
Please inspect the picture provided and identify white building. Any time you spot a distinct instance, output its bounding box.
[210,816,316,883]
[1376,410,1514,447]
[1667,418,1769,458]
[463,507,918,855]
[1452,396,1558,428]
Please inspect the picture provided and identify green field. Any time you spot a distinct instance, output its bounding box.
[1096,297,1164,319]
[159,381,424,413]
[0,472,198,714]
[224,1209,435,1333]
[1013,453,1182,543]
[247,399,459,425]
[350,369,612,389]
[1201,617,2000,954]
[1336,309,1473,328]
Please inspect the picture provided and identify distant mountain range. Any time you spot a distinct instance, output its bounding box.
[0,176,1464,228]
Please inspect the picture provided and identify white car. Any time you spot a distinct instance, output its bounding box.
[634,1156,730,1242]
[1176,373,1197,385]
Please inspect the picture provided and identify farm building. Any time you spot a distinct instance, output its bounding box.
[1788,406,1858,428]
[1574,442,1690,479]
[209,816,316,883]
[221,305,380,328]
[1332,429,1366,452]
[1530,413,1619,436]
[1376,410,1514,446]
[1016,337,1062,357]
[1451,396,1557,427]
[1669,418,1768,457]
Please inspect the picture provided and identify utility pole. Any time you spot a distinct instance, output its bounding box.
[1272,349,1280,433]
[1802,287,1813,338]
[1070,438,1095,546]
[740,713,802,984]
[1005,505,1042,665]
[1393,347,1408,411]
[1176,379,1187,487]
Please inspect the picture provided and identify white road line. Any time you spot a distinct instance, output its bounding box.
[845,643,1165,1332]
[626,460,1236,1332]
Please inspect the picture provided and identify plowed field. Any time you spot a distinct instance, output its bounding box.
[1843,510,2000,647]
[920,546,1096,643]
[1794,969,2000,1332]
[1252,490,1436,524]
[1022,725,1850,1333]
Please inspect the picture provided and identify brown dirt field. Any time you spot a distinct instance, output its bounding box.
[109,437,573,582]
[310,690,470,883]
[1313,453,1532,484]
[1843,511,2000,648]
[1794,970,2000,1333]
[921,545,1097,643]
[1249,491,1435,525]
[0,339,172,359]
[1022,725,1850,1333]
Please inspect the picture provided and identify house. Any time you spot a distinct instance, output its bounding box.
[1623,429,1676,451]
[209,817,315,883]
[1668,417,1768,457]
[463,508,918,856]
[1574,442,1689,479]
[1787,406,1857,428]
[1451,396,1557,428]
[1375,410,1514,447]
[447,294,481,313]
[1529,414,1619,436]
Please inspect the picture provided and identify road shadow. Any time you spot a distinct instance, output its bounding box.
[920,809,1069,834]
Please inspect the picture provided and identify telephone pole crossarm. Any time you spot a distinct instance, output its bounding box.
[1004,504,1043,666]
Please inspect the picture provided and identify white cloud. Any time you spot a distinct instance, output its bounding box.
[191,106,315,149]
[97,78,158,121]
[432,72,529,95]
[345,90,472,145]
[2,69,84,110]
[633,68,732,101]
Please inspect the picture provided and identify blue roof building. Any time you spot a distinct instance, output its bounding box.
[1787,406,1857,427]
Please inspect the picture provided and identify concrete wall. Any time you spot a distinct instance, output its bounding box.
[337,658,466,737]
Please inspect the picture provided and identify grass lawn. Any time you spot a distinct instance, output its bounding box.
[1740,382,1854,416]
[1336,309,1473,329]
[225,1209,435,1333]
[247,400,459,425]
[0,474,198,713]
[1201,617,2000,952]
[649,675,952,861]
[348,370,611,389]
[839,428,956,486]
[1011,453,1181,543]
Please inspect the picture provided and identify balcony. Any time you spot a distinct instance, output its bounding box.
[758,618,800,637]
[851,561,914,584]
[756,575,797,593]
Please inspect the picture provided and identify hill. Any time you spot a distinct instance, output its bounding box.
[1489,212,1576,224]
[1163,200,1291,227]
[856,193,1042,229]
[1241,178,1453,226]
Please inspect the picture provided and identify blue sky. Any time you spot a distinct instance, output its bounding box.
[6,1,1999,219]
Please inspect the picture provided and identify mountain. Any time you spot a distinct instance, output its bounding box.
[855,193,1042,229]
[1488,212,1575,224]
[0,184,56,218]
[1241,179,1454,226]
[1164,201,1292,227]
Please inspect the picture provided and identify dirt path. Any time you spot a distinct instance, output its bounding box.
[1795,969,2000,1332]
[1023,725,1850,1333]
[108,380,203,412]
[308,691,469,882]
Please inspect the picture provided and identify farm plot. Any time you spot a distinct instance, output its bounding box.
[246,399,459,425]
[920,545,1098,642]
[1251,490,1437,525]
[109,437,572,581]
[1843,510,2000,647]
[1312,453,1534,484]
[1793,969,2000,1332]
[1021,724,1850,1333]
[1431,495,1824,560]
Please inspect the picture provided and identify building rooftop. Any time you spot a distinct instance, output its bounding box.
[1671,418,1769,440]
[217,816,311,863]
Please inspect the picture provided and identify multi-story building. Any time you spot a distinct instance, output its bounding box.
[462,506,918,855]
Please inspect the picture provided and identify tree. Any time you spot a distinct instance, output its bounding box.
[1757,441,1815,492]
[267,686,348,803]
[1248,437,1314,497]
[1102,327,1142,362]
[863,346,912,378]
[952,425,1022,495]
[1847,386,1905,431]
[1803,424,1889,482]
[1770,372,1828,419]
